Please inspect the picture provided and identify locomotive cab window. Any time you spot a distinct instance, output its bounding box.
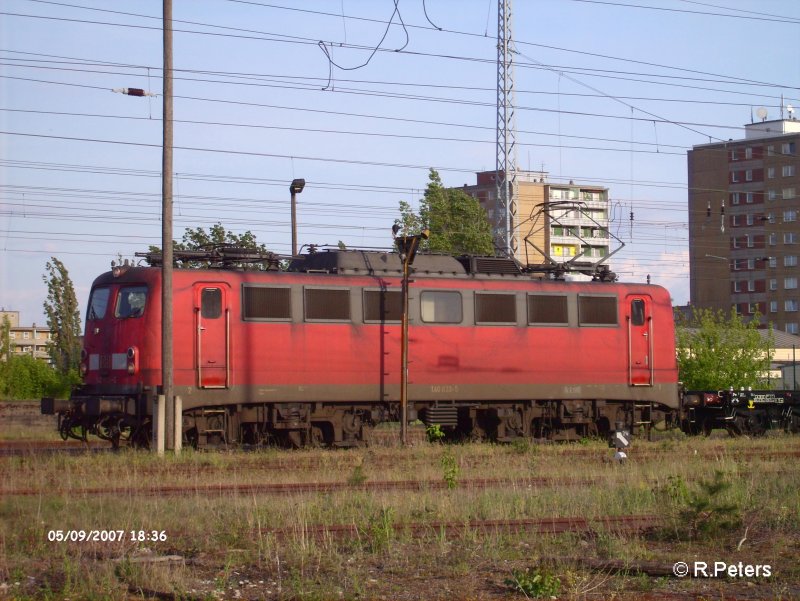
[115,286,148,319]
[475,293,516,324]
[201,288,222,319]
[364,289,402,323]
[578,295,618,326]
[631,299,646,326]
[420,291,462,324]
[304,288,351,321]
[87,287,111,320]
[243,285,291,321]
[528,294,568,325]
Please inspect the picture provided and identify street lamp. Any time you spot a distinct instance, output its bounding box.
[392,224,430,445]
[290,178,306,256]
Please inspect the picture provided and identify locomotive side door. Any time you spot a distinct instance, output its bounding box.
[626,295,653,386]
[195,284,229,388]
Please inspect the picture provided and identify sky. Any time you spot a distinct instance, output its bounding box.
[1,0,799,327]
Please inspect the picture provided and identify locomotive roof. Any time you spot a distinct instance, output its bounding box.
[288,250,528,277]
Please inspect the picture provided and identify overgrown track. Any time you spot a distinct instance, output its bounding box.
[263,514,661,541]
[2,476,604,497]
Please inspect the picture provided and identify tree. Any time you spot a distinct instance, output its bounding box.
[396,169,495,256]
[676,307,772,390]
[148,223,272,269]
[0,314,12,362]
[42,257,83,376]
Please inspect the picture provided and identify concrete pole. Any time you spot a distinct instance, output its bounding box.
[173,395,182,454]
[400,250,410,446]
[154,395,166,456]
[161,0,175,451]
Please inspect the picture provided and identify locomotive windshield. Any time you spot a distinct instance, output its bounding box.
[115,286,148,318]
[87,287,110,321]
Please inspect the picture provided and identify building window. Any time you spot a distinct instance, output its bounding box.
[784,210,797,222]
[730,149,738,161]
[782,142,796,155]
[786,278,798,290]
[770,233,778,246]
[783,165,796,177]
[786,300,799,312]
[787,323,799,334]
[746,214,755,226]
[8,332,15,339]
[770,256,778,268]
[420,291,462,324]
[767,145,775,156]
[786,256,798,267]
[748,280,756,292]
[746,258,755,269]
[731,192,740,205]
[733,281,742,293]
[745,147,753,159]
[784,188,796,200]
[770,300,778,313]
[745,192,754,204]
[768,167,776,179]
[745,170,753,181]
[23,331,30,339]
[731,171,740,183]
[768,189,778,201]
[770,279,777,291]
[747,234,754,248]
[786,233,798,244]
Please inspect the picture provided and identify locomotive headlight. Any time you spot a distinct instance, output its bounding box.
[126,346,138,375]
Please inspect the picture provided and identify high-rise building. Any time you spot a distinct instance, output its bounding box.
[460,171,611,268]
[688,116,800,332]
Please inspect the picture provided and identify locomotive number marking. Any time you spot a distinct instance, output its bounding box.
[431,385,459,394]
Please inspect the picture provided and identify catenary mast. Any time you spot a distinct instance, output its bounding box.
[496,0,518,256]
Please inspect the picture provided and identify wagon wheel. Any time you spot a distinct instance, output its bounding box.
[785,412,800,434]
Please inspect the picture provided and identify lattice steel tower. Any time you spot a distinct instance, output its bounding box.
[496,0,518,256]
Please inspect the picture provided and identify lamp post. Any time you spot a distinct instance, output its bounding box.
[392,225,429,445]
[290,179,306,256]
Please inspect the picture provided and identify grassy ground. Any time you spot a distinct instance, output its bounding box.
[2,434,800,600]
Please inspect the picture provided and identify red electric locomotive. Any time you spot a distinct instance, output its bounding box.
[43,249,680,447]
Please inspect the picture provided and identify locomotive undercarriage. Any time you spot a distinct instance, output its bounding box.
[44,393,674,448]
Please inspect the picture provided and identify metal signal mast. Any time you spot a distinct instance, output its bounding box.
[496,0,518,256]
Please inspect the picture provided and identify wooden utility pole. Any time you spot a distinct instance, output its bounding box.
[161,0,176,453]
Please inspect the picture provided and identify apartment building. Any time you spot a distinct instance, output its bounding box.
[688,116,800,332]
[0,309,53,363]
[460,171,611,267]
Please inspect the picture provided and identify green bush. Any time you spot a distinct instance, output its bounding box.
[0,355,78,400]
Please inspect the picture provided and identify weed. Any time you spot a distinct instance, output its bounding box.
[426,423,445,443]
[681,470,742,539]
[505,566,561,598]
[441,447,460,490]
[368,507,395,553]
[348,464,367,486]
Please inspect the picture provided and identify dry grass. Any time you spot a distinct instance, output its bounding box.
[2,435,800,600]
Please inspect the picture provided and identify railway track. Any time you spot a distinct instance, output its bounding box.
[4,438,800,462]
[2,475,604,497]
[261,513,662,540]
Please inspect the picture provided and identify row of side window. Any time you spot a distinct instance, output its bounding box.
[239,285,619,327]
